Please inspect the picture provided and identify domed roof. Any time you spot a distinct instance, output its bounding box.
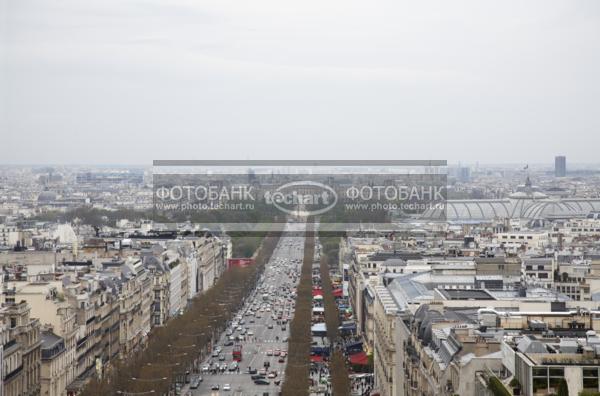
[521,200,600,219]
[508,191,548,199]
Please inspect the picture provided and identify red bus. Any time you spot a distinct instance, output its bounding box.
[233,343,242,362]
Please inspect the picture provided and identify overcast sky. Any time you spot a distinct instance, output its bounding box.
[2,0,600,165]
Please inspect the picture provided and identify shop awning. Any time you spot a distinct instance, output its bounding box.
[311,355,324,363]
[348,351,369,366]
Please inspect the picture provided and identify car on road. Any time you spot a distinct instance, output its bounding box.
[211,384,220,390]
[211,350,219,357]
[224,340,234,346]
[247,368,257,374]
[278,357,285,363]
[190,376,202,389]
[219,354,225,361]
[267,372,277,378]
[223,384,231,391]
[229,361,238,371]
[266,350,273,356]
[251,374,265,380]
[254,379,270,385]
[267,324,273,329]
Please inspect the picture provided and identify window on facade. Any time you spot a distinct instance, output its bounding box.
[533,367,548,377]
[583,367,599,390]
[548,368,564,377]
[548,377,563,389]
[583,368,599,377]
[532,377,547,392]
[583,377,599,389]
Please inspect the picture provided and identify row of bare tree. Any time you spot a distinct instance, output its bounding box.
[80,234,280,396]
[281,225,315,396]
[320,239,351,395]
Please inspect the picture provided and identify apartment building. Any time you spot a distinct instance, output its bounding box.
[1,281,78,396]
[113,259,152,359]
[144,255,170,327]
[523,257,555,288]
[0,301,41,396]
[372,286,399,396]
[40,330,68,396]
[497,231,549,251]
[507,331,600,396]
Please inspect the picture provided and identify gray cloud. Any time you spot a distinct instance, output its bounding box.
[2,0,600,164]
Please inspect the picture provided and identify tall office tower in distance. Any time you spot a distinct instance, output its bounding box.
[555,156,567,177]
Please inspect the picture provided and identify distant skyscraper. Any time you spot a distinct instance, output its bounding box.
[555,156,566,177]
[458,167,471,182]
